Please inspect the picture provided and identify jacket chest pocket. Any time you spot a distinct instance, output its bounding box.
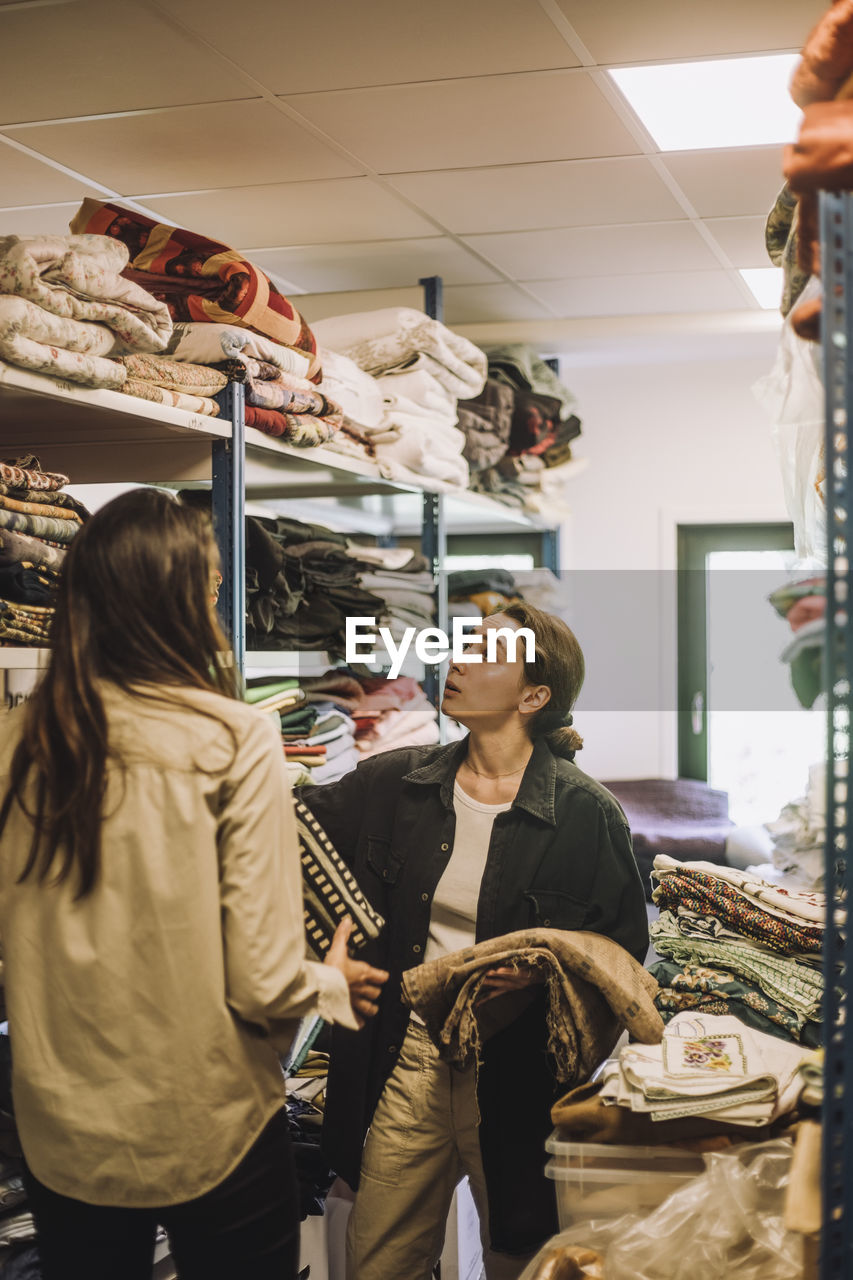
[366,836,404,886]
[524,888,586,930]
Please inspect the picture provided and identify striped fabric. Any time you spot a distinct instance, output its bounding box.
[294,798,384,960]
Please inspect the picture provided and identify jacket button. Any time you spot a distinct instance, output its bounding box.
[388,1044,397,1054]
[543,919,551,926]
[441,842,449,851]
[421,893,429,902]
[412,944,422,954]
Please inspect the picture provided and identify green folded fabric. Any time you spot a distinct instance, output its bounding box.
[244,679,300,705]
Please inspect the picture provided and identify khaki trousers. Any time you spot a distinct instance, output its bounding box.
[346,1019,534,1280]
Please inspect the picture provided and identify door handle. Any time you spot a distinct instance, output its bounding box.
[691,692,704,736]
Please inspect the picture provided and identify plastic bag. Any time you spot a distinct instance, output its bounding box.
[753,279,826,567]
[521,1139,804,1280]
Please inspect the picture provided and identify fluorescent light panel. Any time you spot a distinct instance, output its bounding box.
[609,54,802,151]
[739,267,784,309]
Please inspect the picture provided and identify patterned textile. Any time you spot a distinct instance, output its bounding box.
[0,598,52,644]
[0,234,170,352]
[651,910,823,1021]
[649,960,815,1044]
[244,404,341,445]
[0,295,128,389]
[0,563,56,607]
[0,507,79,546]
[293,797,385,961]
[0,493,81,523]
[0,482,87,516]
[402,928,663,1085]
[311,307,487,399]
[482,342,577,420]
[70,200,320,380]
[766,185,810,318]
[116,353,227,398]
[0,459,68,492]
[121,380,220,417]
[0,527,66,573]
[215,356,338,416]
[652,872,822,956]
[163,321,312,379]
[653,854,827,925]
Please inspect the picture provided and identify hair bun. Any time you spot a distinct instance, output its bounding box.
[545,725,584,759]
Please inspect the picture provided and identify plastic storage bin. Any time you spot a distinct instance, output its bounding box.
[544,1132,705,1231]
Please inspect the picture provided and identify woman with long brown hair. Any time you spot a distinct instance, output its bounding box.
[0,487,386,1280]
[296,602,649,1279]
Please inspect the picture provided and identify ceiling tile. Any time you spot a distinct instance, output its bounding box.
[3,102,359,195]
[661,147,785,218]
[465,222,719,280]
[0,0,249,123]
[525,271,754,317]
[442,284,554,324]
[246,238,500,293]
[282,72,641,172]
[0,203,81,237]
[703,216,770,268]
[142,179,437,249]
[388,157,685,234]
[167,0,578,92]
[560,0,826,63]
[0,140,99,204]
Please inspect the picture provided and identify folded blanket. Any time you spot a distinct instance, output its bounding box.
[652,872,823,956]
[294,797,385,960]
[371,413,469,488]
[215,356,337,416]
[318,347,384,429]
[0,527,67,573]
[121,379,221,417]
[376,368,459,424]
[0,234,170,352]
[0,493,81,524]
[0,507,78,546]
[0,457,69,491]
[0,598,52,644]
[0,295,128,389]
[116,353,228,399]
[457,407,511,473]
[312,307,487,399]
[403,928,662,1085]
[649,959,819,1045]
[0,481,87,518]
[244,404,341,445]
[70,200,320,380]
[163,321,312,379]
[483,343,577,420]
[0,563,57,607]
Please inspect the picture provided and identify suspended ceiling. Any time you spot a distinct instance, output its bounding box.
[0,0,824,333]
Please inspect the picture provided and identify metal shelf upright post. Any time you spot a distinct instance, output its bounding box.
[420,275,448,709]
[212,381,246,677]
[820,189,853,1280]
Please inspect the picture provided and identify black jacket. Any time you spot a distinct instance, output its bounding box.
[297,735,649,1254]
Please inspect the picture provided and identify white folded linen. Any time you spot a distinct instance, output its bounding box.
[318,347,384,429]
[163,321,312,377]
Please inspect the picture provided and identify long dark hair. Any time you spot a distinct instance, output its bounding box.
[0,487,237,898]
[499,601,585,760]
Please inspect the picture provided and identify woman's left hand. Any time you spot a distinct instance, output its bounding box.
[475,964,545,1004]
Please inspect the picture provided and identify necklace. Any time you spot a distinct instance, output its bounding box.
[463,760,529,780]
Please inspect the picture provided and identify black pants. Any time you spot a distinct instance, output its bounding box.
[24,1109,299,1280]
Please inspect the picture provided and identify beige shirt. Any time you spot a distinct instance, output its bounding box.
[0,683,356,1208]
[423,782,512,965]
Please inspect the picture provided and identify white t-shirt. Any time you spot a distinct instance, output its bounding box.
[423,781,513,965]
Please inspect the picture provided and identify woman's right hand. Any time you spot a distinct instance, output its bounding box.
[324,918,389,1028]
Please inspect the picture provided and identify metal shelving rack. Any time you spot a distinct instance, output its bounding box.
[821,190,853,1280]
[0,280,575,700]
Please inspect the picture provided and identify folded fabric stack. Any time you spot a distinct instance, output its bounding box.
[447,567,521,622]
[769,575,826,709]
[311,307,488,488]
[458,345,583,518]
[244,676,360,786]
[114,351,227,417]
[0,457,88,647]
[511,568,572,618]
[66,199,343,445]
[780,0,853,339]
[351,675,439,757]
[763,762,826,890]
[0,232,171,388]
[355,542,435,643]
[649,854,824,1046]
[599,1010,808,1126]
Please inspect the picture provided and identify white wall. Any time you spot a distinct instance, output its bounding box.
[555,327,790,781]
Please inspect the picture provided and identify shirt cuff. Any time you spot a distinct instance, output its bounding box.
[310,961,360,1032]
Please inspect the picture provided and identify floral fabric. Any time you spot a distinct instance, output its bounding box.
[116,353,227,399]
[0,460,68,492]
[244,404,341,446]
[70,201,319,380]
[0,598,52,645]
[0,235,170,352]
[121,380,220,417]
[0,295,127,389]
[649,959,818,1045]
